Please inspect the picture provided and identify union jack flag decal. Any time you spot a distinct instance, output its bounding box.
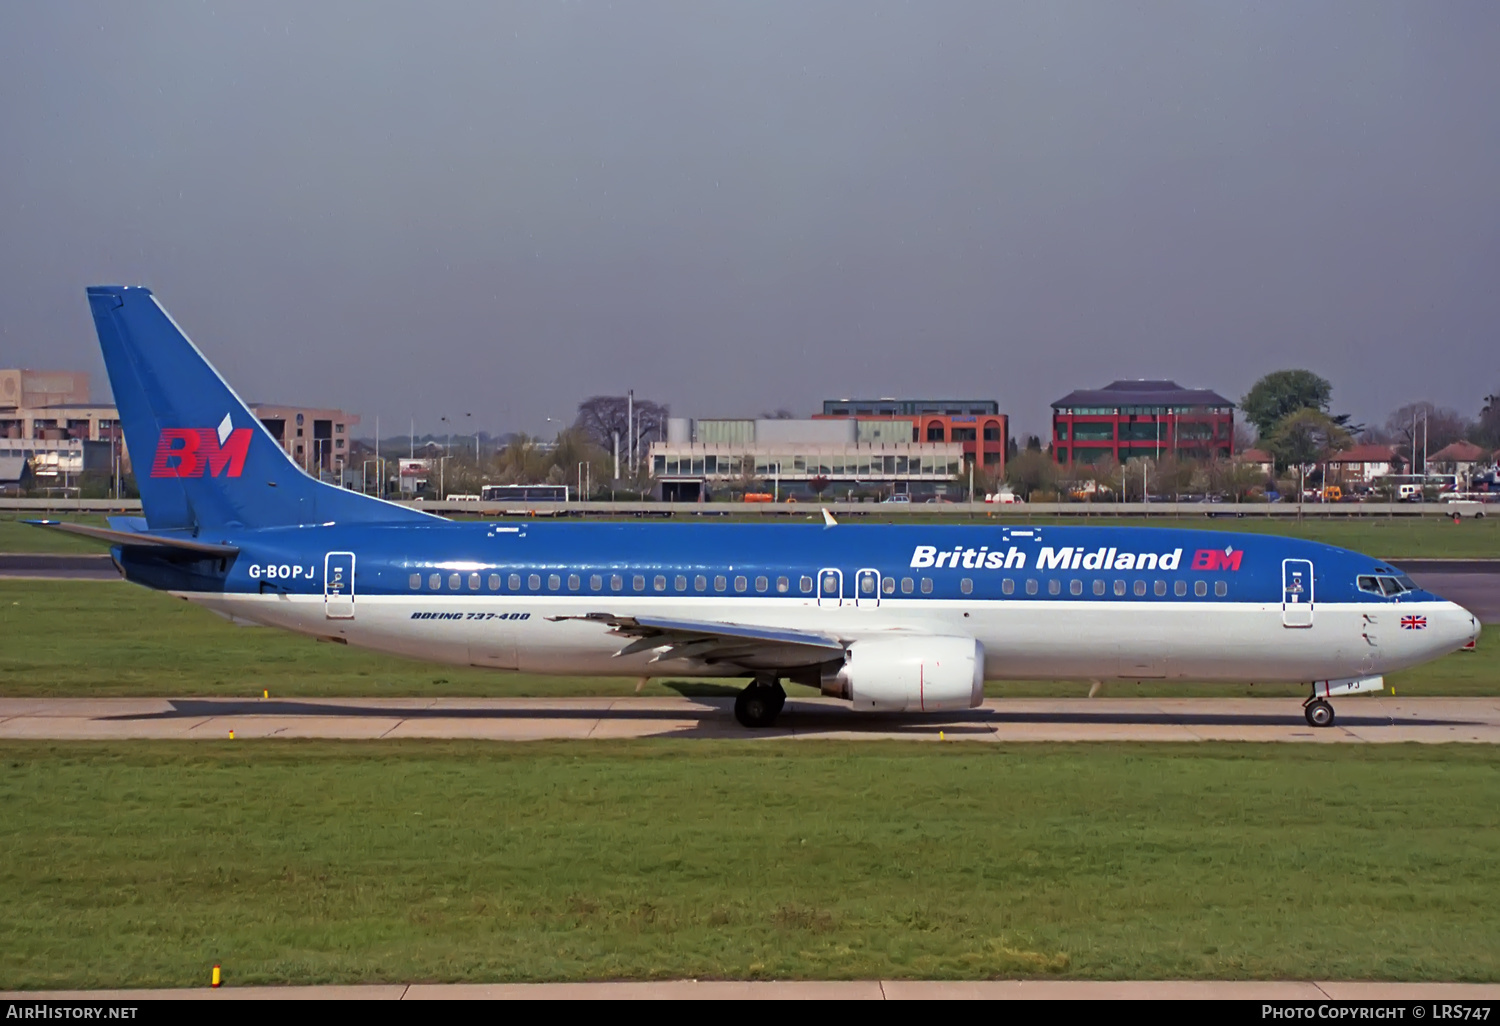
[1400,615,1428,630]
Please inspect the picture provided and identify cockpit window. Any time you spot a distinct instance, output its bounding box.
[1359,573,1416,597]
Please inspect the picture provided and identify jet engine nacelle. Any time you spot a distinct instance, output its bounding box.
[825,636,985,712]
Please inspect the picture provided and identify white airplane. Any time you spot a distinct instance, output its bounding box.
[32,287,1481,729]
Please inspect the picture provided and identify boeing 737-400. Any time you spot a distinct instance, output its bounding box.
[31,287,1481,728]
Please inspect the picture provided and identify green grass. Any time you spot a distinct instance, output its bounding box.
[1,741,1497,987]
[5,510,1500,557]
[0,514,110,554]
[1,579,1493,698]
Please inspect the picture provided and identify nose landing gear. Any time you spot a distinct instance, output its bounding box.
[1303,697,1335,728]
[734,676,787,728]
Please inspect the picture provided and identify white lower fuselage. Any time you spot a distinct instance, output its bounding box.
[186,591,1475,686]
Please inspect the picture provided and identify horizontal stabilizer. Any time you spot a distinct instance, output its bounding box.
[24,520,240,556]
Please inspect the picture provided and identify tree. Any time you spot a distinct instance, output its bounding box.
[1148,454,1195,498]
[573,395,670,469]
[1206,457,1269,501]
[1079,453,1121,499]
[1004,449,1058,500]
[807,475,831,496]
[1385,402,1474,472]
[1268,408,1352,475]
[1473,391,1500,449]
[1241,370,1333,439]
[759,408,795,420]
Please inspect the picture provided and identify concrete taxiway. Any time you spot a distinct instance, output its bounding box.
[2,695,1498,743]
[5,980,1500,999]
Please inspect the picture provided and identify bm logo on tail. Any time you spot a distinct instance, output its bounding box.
[150,414,252,478]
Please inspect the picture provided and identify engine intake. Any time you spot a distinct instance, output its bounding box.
[824,636,985,712]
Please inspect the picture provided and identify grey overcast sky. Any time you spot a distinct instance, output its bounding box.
[1,2,1496,440]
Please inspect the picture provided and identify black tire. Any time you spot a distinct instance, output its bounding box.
[734,684,781,728]
[1305,699,1335,728]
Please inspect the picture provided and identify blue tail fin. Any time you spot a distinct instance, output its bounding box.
[87,286,435,530]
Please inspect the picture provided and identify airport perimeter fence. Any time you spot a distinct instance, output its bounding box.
[0,497,1487,519]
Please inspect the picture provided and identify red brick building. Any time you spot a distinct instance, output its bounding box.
[817,399,1008,474]
[1051,380,1234,469]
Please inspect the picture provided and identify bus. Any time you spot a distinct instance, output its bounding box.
[480,484,571,502]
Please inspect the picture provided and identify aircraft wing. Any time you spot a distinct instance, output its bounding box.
[23,520,240,557]
[548,612,845,666]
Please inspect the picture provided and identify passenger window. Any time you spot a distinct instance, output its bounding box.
[568,574,580,591]
[1154,580,1166,597]
[1001,578,1014,595]
[1174,580,1187,597]
[756,576,769,593]
[1093,579,1105,596]
[1195,580,1207,597]
[633,575,645,591]
[921,578,934,594]
[1113,580,1125,596]
[882,577,895,595]
[528,574,541,590]
[901,577,914,594]
[469,573,481,591]
[675,575,687,591]
[961,578,974,594]
[695,575,708,591]
[715,575,727,591]
[1025,579,1038,595]
[654,575,666,591]
[610,574,623,591]
[822,573,838,594]
[409,573,421,590]
[778,576,790,593]
[547,574,560,591]
[589,574,602,591]
[1215,581,1228,597]
[800,576,814,593]
[1045,579,1058,596]
[449,573,462,591]
[1134,580,1146,597]
[860,576,874,595]
[489,574,501,591]
[1070,579,1083,596]
[735,576,748,592]
[429,573,441,590]
[509,573,521,590]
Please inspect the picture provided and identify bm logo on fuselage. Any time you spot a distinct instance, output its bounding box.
[150,427,253,478]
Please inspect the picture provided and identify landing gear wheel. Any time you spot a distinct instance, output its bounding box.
[1304,698,1335,728]
[734,681,784,729]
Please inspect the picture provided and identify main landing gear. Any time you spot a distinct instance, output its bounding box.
[734,676,787,729]
[1303,697,1335,728]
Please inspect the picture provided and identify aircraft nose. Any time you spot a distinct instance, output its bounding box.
[1444,602,1480,651]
